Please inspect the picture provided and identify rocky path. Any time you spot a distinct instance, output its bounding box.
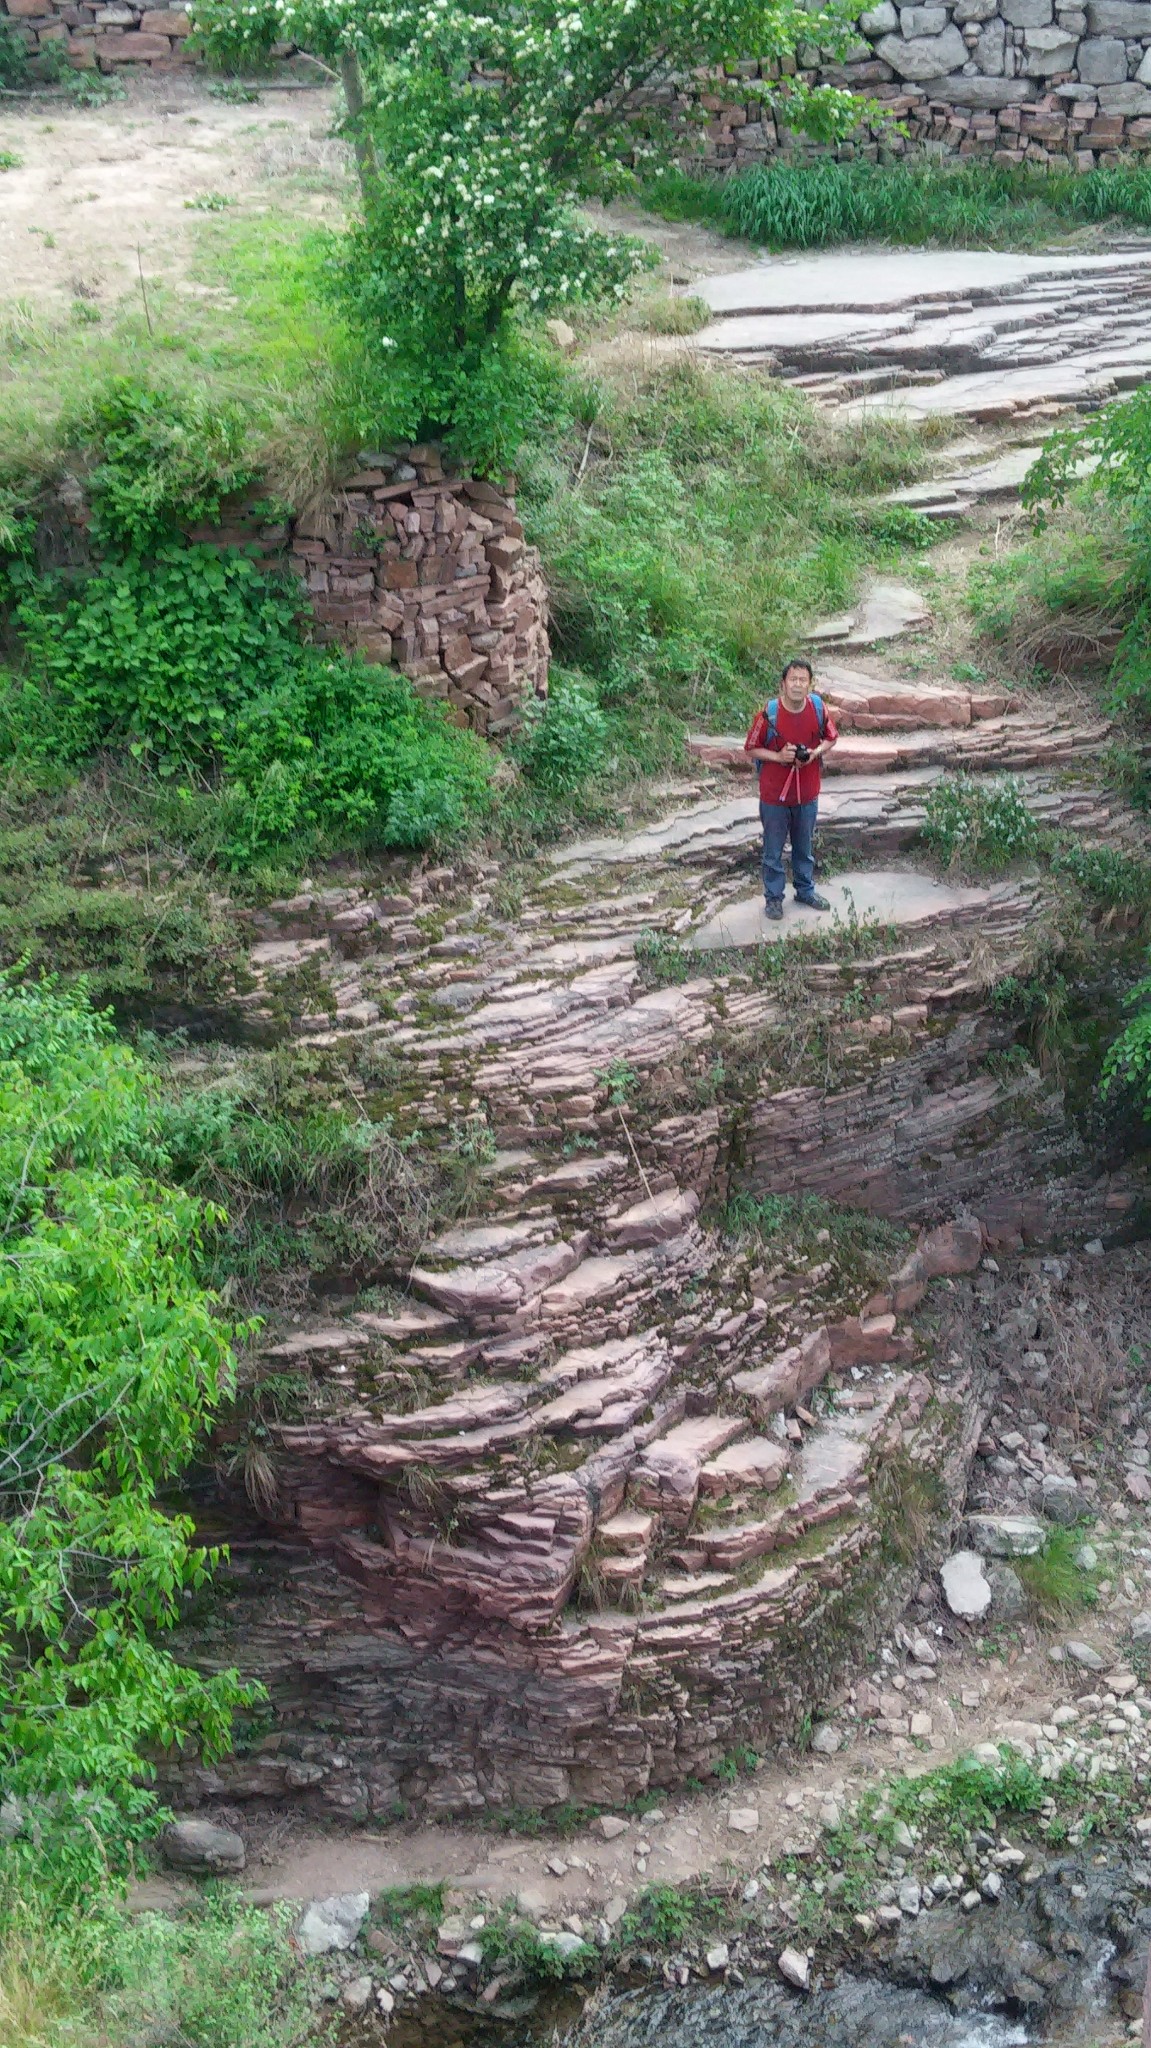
[693,246,1151,424]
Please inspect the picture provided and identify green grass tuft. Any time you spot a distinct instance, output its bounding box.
[644,158,1151,254]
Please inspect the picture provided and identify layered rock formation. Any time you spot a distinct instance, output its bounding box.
[168,658,1145,1820]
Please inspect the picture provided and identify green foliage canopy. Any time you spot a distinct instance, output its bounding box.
[0,976,252,1904]
[189,0,863,465]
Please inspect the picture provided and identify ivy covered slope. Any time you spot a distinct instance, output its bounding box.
[0,976,252,1909]
[0,384,493,872]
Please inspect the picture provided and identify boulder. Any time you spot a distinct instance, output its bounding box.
[967,1513,1045,1557]
[987,1562,1028,1620]
[1041,1473,1084,1525]
[1002,0,1054,20]
[941,1550,991,1619]
[778,1946,811,1990]
[160,1817,246,1875]
[1063,1640,1104,1670]
[1024,24,1080,66]
[861,0,899,24]
[296,1893,370,1956]
[876,23,968,74]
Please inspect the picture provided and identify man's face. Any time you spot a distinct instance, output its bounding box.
[782,665,812,705]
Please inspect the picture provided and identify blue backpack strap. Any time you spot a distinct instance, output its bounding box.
[811,691,826,737]
[765,696,779,742]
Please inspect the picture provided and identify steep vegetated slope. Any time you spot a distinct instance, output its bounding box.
[3,40,1151,2046]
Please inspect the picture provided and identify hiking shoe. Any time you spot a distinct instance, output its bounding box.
[795,891,831,912]
[764,899,784,922]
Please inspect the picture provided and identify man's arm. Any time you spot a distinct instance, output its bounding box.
[745,709,796,765]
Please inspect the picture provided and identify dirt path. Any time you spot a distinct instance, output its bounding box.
[0,70,344,320]
[133,1505,1151,1925]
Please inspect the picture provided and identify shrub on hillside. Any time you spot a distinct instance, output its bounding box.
[0,976,252,1909]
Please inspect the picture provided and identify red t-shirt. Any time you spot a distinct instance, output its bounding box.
[745,697,839,805]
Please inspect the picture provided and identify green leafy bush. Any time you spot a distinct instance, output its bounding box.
[219,655,492,859]
[2,380,493,863]
[0,976,252,1910]
[514,670,607,796]
[920,774,1039,874]
[1102,966,1151,1113]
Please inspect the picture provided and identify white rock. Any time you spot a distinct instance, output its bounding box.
[910,1636,938,1667]
[604,1895,628,1926]
[742,1879,761,1902]
[811,1724,841,1754]
[898,1879,922,1916]
[707,1943,730,1972]
[778,1945,811,1990]
[376,1986,395,2015]
[538,1930,589,1960]
[728,1807,760,1835]
[342,1977,373,2011]
[981,1871,1004,1901]
[961,1890,982,1912]
[941,1550,991,1619]
[599,1814,629,1840]
[296,1894,370,1957]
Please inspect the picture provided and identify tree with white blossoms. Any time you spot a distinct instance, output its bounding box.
[192,0,863,466]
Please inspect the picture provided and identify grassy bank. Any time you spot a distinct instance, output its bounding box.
[644,157,1151,252]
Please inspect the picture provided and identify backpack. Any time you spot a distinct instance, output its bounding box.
[764,692,826,744]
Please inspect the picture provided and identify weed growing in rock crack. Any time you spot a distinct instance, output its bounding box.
[595,1057,638,1107]
[373,1884,445,1936]
[1015,1529,1098,1624]
[872,1452,948,1567]
[721,1190,909,1293]
[921,775,1039,875]
[477,1906,595,1982]
[618,1882,726,1950]
[635,930,694,987]
[714,1744,759,1783]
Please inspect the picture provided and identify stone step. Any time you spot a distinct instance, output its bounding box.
[688,712,1110,778]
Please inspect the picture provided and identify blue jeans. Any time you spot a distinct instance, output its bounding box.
[760,798,818,904]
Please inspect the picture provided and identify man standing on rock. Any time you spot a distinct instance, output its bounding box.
[745,658,838,922]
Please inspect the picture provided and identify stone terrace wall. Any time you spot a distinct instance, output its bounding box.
[0,0,194,69]
[286,448,550,738]
[646,2,1151,169]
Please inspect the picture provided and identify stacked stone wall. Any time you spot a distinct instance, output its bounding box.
[0,0,194,69]
[43,443,549,738]
[286,449,549,738]
[642,2,1151,169]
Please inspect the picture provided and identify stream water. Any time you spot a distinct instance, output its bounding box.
[384,1850,1138,2048]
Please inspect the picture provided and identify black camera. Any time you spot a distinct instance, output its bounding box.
[793,743,812,764]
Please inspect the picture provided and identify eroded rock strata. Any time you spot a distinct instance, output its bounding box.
[168,676,1146,1818]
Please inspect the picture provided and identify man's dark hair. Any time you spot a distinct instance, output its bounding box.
[780,657,814,683]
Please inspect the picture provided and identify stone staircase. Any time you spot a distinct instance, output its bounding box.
[693,247,1151,426]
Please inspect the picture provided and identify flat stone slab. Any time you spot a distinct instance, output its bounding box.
[699,249,1151,318]
[809,580,929,648]
[690,870,992,950]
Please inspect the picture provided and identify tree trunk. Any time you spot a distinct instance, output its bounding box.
[340,46,380,209]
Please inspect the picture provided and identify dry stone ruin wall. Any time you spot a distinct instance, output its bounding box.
[647,0,1151,166]
[9,0,1151,156]
[285,449,550,738]
[0,0,195,68]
